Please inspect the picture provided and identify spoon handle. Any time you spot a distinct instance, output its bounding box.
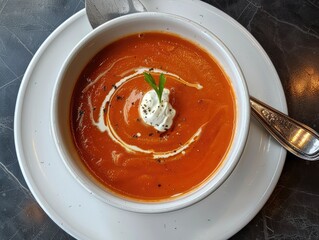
[250,96,319,161]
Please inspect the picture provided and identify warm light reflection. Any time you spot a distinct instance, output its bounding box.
[290,129,311,148]
[291,65,319,97]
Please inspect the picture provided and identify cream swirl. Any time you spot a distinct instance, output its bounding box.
[139,89,176,132]
[86,65,203,159]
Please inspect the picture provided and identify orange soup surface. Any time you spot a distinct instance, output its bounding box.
[70,32,235,201]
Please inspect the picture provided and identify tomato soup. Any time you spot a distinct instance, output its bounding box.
[70,32,235,201]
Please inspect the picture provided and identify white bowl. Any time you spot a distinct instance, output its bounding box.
[51,12,250,213]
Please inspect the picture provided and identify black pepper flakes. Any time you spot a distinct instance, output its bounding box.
[156,158,164,164]
[116,95,124,100]
[79,110,85,116]
[159,132,166,138]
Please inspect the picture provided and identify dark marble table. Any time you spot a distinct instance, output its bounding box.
[0,0,318,239]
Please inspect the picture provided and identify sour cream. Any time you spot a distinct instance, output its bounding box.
[139,89,176,132]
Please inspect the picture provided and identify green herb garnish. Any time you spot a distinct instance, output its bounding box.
[143,72,167,102]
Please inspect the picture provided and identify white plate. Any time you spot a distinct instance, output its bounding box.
[14,1,287,239]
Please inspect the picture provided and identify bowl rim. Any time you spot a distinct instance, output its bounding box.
[50,11,250,213]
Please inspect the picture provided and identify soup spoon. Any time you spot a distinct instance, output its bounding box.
[85,0,319,161]
[86,0,146,29]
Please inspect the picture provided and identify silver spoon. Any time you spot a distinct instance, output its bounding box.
[86,0,146,29]
[85,0,319,160]
[250,97,319,160]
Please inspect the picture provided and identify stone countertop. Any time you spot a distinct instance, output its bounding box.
[0,0,318,239]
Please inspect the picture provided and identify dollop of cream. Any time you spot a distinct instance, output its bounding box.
[139,89,176,132]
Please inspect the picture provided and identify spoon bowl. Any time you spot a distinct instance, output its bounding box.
[86,0,146,28]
